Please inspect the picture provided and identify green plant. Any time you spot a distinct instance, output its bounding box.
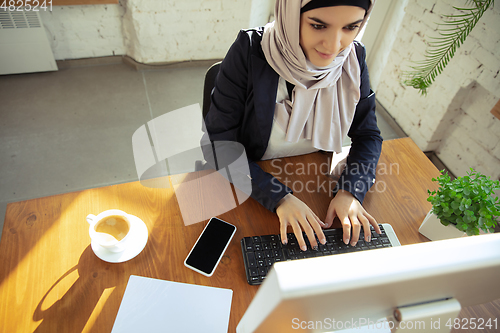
[427,168,500,235]
[402,0,494,95]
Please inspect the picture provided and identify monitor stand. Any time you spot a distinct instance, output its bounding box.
[389,298,461,332]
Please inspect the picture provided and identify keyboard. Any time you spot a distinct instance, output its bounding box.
[241,224,400,285]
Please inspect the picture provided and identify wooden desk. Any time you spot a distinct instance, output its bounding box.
[0,138,497,332]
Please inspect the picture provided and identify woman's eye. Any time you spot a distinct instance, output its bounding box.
[345,25,360,31]
[311,24,326,30]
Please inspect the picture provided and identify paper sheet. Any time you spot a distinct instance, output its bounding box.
[111,275,233,333]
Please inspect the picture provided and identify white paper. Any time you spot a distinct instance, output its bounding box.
[111,275,233,333]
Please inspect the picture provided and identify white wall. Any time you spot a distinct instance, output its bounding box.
[40,0,274,63]
[40,4,126,60]
[373,0,500,179]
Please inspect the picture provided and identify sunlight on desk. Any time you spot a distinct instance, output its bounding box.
[0,138,498,333]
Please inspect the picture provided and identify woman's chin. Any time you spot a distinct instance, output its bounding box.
[309,58,334,67]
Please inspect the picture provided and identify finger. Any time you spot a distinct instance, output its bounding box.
[324,203,336,229]
[358,214,371,242]
[350,216,361,246]
[366,212,381,234]
[290,221,307,251]
[280,219,289,245]
[341,216,351,245]
[299,217,317,250]
[310,213,326,245]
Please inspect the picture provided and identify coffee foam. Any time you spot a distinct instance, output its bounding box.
[95,215,130,241]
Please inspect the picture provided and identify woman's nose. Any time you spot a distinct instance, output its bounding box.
[323,30,342,55]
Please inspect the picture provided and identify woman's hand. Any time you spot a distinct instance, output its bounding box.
[324,189,380,246]
[276,194,326,251]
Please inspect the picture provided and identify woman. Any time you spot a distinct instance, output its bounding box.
[204,0,382,252]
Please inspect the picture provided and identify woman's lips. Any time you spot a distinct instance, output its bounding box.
[316,50,335,59]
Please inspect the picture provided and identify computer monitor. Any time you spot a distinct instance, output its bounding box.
[236,233,500,333]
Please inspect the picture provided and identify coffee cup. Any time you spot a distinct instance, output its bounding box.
[86,209,132,252]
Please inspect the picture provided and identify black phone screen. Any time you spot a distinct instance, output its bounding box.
[185,218,236,275]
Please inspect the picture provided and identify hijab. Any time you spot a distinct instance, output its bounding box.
[261,0,375,153]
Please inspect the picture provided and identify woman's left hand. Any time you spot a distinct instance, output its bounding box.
[324,189,380,246]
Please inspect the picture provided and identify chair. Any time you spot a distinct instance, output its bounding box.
[196,61,221,172]
[202,61,221,121]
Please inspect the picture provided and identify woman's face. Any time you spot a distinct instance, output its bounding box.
[299,6,365,67]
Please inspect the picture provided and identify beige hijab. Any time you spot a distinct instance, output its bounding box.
[261,0,374,153]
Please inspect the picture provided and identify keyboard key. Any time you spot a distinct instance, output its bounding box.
[273,249,284,260]
[243,237,253,251]
[249,267,258,277]
[327,236,337,243]
[246,253,256,268]
[261,235,273,242]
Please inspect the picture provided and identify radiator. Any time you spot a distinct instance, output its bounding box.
[0,8,57,75]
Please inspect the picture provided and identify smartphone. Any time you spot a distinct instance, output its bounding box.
[184,217,237,277]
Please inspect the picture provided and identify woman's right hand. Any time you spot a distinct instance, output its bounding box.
[276,194,327,251]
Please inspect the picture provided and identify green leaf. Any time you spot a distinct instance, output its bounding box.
[457,222,467,231]
[401,0,494,94]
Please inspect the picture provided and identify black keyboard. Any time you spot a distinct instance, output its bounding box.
[241,224,393,285]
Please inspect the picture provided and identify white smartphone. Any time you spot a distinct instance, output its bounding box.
[184,217,237,277]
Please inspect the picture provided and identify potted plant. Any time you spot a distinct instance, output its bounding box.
[419,168,500,241]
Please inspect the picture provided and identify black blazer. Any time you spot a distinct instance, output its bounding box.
[204,27,382,212]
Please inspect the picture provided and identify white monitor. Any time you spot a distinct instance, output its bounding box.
[236,233,500,333]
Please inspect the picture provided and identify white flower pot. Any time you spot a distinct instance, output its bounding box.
[419,210,466,241]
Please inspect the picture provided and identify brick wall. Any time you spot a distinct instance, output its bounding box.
[374,0,500,179]
[40,0,274,63]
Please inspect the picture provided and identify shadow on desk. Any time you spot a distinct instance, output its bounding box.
[32,246,127,332]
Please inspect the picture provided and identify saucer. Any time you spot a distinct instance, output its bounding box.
[90,214,148,263]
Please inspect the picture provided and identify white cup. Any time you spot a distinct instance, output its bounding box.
[87,209,132,252]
